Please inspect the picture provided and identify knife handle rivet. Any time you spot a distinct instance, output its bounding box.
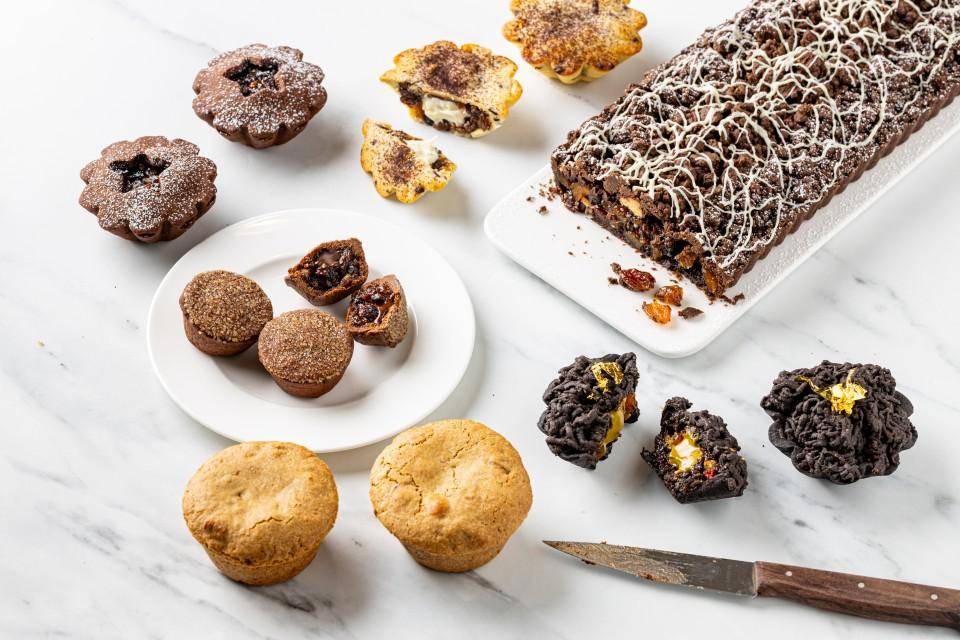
[857,582,866,589]
[785,570,793,577]
[931,593,939,601]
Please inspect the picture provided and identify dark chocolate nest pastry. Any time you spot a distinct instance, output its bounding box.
[346,275,408,348]
[538,353,639,469]
[79,136,217,243]
[285,238,368,306]
[642,397,747,503]
[192,44,327,148]
[761,361,917,485]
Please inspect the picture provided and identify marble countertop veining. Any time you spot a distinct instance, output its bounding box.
[1,1,958,638]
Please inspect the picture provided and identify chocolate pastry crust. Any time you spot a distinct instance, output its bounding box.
[538,353,639,469]
[642,397,747,503]
[761,361,917,484]
[346,275,409,348]
[192,44,327,148]
[179,270,273,356]
[285,238,368,306]
[79,136,217,243]
[258,310,354,398]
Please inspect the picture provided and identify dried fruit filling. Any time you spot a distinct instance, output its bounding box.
[226,60,280,96]
[109,154,170,192]
[348,281,395,326]
[305,248,362,292]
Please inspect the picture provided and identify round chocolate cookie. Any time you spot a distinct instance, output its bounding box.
[79,136,217,242]
[761,361,917,484]
[179,270,273,356]
[258,310,353,398]
[192,44,327,148]
[538,353,639,469]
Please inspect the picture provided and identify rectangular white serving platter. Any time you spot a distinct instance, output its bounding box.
[485,99,960,358]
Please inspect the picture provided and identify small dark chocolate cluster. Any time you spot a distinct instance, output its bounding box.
[538,353,639,469]
[642,397,747,503]
[761,361,917,484]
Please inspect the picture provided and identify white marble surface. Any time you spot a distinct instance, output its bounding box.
[2,1,958,638]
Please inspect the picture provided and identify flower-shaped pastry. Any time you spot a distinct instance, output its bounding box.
[192,44,327,148]
[503,0,647,83]
[380,41,522,138]
[79,136,217,243]
[360,120,456,203]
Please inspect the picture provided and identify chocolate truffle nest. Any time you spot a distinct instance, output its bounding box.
[538,353,639,469]
[761,361,917,484]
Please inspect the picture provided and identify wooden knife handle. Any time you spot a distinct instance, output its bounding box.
[755,561,960,630]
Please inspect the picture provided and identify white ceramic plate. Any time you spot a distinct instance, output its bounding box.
[147,209,475,452]
[485,99,960,358]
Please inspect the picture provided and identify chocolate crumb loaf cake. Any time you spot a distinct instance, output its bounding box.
[552,0,960,296]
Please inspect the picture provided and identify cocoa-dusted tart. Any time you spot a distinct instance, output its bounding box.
[285,239,368,306]
[179,270,273,356]
[79,136,217,243]
[346,275,409,347]
[360,120,456,203]
[192,44,327,148]
[258,309,354,398]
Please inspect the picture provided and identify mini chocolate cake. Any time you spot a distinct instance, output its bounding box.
[642,397,747,503]
[179,270,273,356]
[258,310,354,398]
[761,361,917,484]
[346,275,409,347]
[538,353,639,469]
[285,239,368,306]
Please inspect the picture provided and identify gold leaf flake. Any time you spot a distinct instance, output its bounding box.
[797,368,867,416]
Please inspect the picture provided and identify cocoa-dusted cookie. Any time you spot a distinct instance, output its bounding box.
[79,136,217,243]
[642,397,747,504]
[179,270,273,356]
[258,310,354,398]
[285,238,368,306]
[503,0,647,84]
[380,41,522,138]
[761,361,917,484]
[346,275,408,348]
[538,353,639,469]
[360,120,456,203]
[192,44,327,148]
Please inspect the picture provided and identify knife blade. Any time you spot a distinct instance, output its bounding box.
[543,541,960,630]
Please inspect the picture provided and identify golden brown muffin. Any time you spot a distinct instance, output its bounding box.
[370,419,533,572]
[258,310,354,398]
[380,41,522,138]
[503,0,647,84]
[360,120,456,203]
[179,270,273,356]
[182,441,338,585]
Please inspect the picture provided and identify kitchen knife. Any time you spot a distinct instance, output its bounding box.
[543,541,959,630]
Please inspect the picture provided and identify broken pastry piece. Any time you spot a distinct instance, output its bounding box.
[642,397,747,503]
[346,275,409,348]
[380,41,522,138]
[538,353,639,469]
[503,0,647,84]
[285,238,368,306]
[360,120,456,203]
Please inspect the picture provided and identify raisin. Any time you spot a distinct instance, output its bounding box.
[654,285,684,306]
[619,269,656,292]
[643,300,672,325]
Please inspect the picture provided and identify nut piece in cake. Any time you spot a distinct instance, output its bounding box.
[179,270,273,356]
[642,397,748,503]
[346,275,409,348]
[761,361,917,484]
[538,353,639,469]
[503,0,647,83]
[285,238,368,306]
[380,41,522,138]
[360,120,456,203]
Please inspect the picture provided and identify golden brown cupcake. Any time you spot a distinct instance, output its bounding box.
[360,120,456,203]
[258,309,354,398]
[182,441,338,585]
[179,270,273,356]
[370,419,532,572]
[346,275,409,348]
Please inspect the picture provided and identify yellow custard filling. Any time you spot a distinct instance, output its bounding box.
[668,431,702,473]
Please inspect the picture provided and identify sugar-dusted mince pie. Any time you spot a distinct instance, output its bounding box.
[503,0,647,83]
[285,238,368,306]
[258,310,354,398]
[346,275,409,347]
[192,44,327,148]
[380,41,522,138]
[538,353,639,469]
[179,270,273,356]
[360,120,456,203]
[642,397,748,503]
[79,136,217,243]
